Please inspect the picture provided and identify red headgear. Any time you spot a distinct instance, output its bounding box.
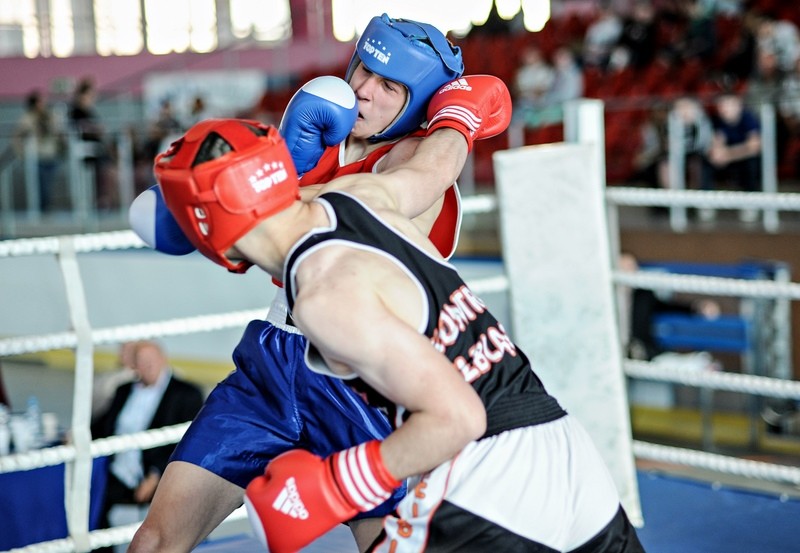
[154,119,300,273]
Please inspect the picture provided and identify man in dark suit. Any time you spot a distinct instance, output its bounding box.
[91,340,203,541]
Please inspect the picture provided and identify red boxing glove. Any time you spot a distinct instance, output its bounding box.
[244,441,401,553]
[426,74,513,152]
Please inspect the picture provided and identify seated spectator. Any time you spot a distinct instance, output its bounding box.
[511,45,555,126]
[91,340,203,550]
[673,96,714,190]
[721,8,759,85]
[582,5,623,71]
[92,341,137,422]
[68,76,117,211]
[632,101,670,189]
[513,45,583,128]
[779,55,800,177]
[745,49,791,167]
[548,46,585,105]
[12,90,64,212]
[185,95,209,127]
[708,91,762,222]
[663,0,717,66]
[610,0,658,71]
[756,13,800,74]
[632,97,712,195]
[746,49,785,107]
[529,46,585,128]
[69,77,104,144]
[142,99,184,164]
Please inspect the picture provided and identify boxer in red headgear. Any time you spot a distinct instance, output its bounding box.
[149,118,644,553]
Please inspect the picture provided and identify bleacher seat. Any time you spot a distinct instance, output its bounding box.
[653,314,751,353]
[641,260,788,361]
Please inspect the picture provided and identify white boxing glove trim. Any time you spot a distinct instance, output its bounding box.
[428,105,482,136]
[301,76,357,110]
[128,187,158,249]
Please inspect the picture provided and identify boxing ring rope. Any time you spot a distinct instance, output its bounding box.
[3,187,800,552]
[605,186,800,486]
[604,187,800,211]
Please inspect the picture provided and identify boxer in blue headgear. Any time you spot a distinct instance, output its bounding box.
[285,12,467,184]
[345,13,464,141]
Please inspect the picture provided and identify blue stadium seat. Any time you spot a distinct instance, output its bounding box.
[639,260,784,356]
[652,314,751,353]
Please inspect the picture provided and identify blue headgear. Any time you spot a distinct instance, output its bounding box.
[345,13,464,142]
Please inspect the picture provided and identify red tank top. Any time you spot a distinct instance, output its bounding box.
[300,133,461,259]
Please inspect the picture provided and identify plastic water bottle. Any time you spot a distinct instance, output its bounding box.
[26,396,43,449]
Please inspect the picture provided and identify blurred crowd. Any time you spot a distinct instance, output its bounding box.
[508,0,800,189]
[10,0,800,217]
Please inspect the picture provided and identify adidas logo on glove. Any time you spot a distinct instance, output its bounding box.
[272,477,310,520]
[437,78,472,94]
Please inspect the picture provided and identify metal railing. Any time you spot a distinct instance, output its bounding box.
[0,129,143,238]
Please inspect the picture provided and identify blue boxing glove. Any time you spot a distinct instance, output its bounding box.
[279,76,358,176]
[128,184,196,255]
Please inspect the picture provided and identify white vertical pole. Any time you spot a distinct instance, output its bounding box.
[564,98,606,183]
[58,238,95,553]
[667,110,688,231]
[116,131,135,219]
[760,103,779,232]
[23,136,41,223]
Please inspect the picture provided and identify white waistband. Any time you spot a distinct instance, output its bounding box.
[266,288,303,334]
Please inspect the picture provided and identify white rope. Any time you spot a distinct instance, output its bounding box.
[4,537,75,553]
[0,507,249,553]
[605,187,800,210]
[0,309,267,356]
[0,424,189,475]
[0,193,499,260]
[0,444,77,474]
[1,524,140,553]
[89,423,189,458]
[613,270,800,299]
[0,277,506,357]
[466,274,509,295]
[460,194,498,214]
[633,440,800,485]
[0,230,145,258]
[624,360,800,400]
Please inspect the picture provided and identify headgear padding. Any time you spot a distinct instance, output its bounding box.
[154,119,300,273]
[345,13,464,142]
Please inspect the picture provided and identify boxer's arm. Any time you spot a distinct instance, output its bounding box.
[294,259,486,480]
[375,75,512,220]
[375,129,468,220]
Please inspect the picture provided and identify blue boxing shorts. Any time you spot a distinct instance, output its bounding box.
[171,291,404,518]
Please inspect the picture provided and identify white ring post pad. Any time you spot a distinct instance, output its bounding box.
[494,142,643,526]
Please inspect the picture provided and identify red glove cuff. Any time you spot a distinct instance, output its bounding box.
[426,111,477,152]
[331,440,401,512]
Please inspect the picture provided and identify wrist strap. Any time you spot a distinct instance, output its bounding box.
[427,112,478,152]
[331,440,401,512]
